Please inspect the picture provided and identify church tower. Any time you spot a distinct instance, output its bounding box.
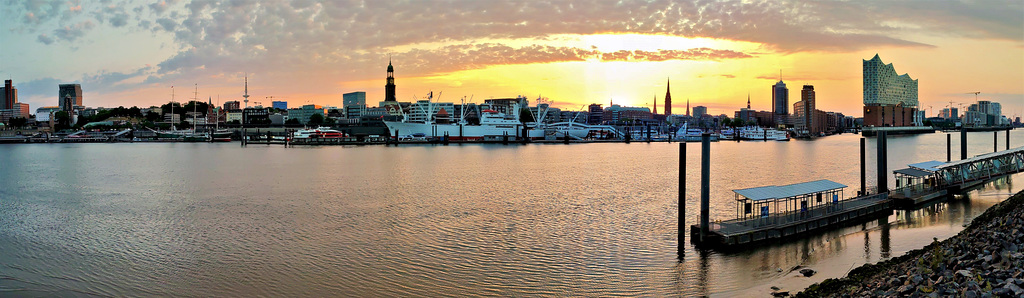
[385,58,396,102]
[664,78,672,115]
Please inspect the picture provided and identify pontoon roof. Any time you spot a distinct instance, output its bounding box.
[894,168,933,178]
[733,179,847,201]
[908,160,945,172]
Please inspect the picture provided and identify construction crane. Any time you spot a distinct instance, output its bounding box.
[965,92,980,101]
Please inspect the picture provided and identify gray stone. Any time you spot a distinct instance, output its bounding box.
[912,275,925,284]
[1005,282,1023,295]
[799,268,816,277]
[959,270,974,278]
[897,284,914,295]
[991,288,1012,297]
[966,290,979,298]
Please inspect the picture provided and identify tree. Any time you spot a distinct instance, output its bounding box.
[8,117,27,128]
[285,118,301,125]
[324,117,336,125]
[145,111,161,122]
[308,113,324,125]
[54,111,71,130]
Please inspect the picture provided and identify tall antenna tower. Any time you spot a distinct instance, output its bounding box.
[243,74,250,108]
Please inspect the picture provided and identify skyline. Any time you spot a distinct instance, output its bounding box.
[1,1,1022,117]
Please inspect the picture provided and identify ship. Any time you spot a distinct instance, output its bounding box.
[384,108,522,141]
[292,127,347,139]
[739,126,790,141]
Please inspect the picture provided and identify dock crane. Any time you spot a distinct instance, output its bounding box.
[966,92,980,101]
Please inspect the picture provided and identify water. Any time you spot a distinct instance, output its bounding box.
[1,130,1022,296]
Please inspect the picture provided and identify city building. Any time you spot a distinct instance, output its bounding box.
[272,101,288,110]
[1,79,17,110]
[940,107,959,119]
[242,108,270,125]
[602,104,652,123]
[529,103,561,124]
[406,100,455,123]
[965,100,1005,126]
[483,96,528,115]
[772,80,789,126]
[12,103,30,119]
[59,84,83,112]
[35,106,61,123]
[862,54,919,127]
[343,91,366,107]
[792,85,819,136]
[287,104,327,124]
[692,106,708,119]
[587,104,603,124]
[664,79,672,115]
[226,109,243,123]
[224,100,241,111]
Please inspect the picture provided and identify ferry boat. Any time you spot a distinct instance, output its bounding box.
[292,127,347,139]
[674,123,719,142]
[739,126,790,141]
[719,128,736,140]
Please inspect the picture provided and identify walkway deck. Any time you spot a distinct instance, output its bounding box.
[691,193,891,247]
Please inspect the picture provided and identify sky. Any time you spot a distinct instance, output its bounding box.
[1,0,1022,118]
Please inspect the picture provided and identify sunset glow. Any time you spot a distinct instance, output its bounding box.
[1,1,1021,118]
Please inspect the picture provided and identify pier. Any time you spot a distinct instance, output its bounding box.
[689,181,892,247]
[685,129,1024,249]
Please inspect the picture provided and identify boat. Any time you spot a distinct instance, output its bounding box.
[384,92,524,141]
[674,123,719,142]
[739,126,790,141]
[292,127,347,139]
[719,128,736,140]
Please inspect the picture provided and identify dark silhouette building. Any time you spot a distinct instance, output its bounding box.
[664,79,672,115]
[384,59,396,102]
[1,80,16,110]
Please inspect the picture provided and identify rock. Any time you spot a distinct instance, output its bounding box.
[1006,282,1023,295]
[770,286,780,291]
[966,290,979,298]
[799,268,816,277]
[992,287,1012,297]
[959,270,974,278]
[912,275,925,285]
[770,291,789,297]
[897,284,915,295]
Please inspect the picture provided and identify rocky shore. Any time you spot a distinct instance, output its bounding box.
[798,190,1024,297]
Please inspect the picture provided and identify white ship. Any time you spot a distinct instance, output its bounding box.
[384,104,523,141]
[673,123,719,142]
[739,126,790,141]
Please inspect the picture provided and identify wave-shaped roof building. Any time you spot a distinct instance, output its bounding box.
[863,54,918,108]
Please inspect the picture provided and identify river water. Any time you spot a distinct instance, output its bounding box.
[1,130,1022,296]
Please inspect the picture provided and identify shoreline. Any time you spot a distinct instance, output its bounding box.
[797,189,1024,297]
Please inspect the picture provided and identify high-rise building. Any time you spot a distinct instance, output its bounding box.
[588,104,603,124]
[664,79,672,115]
[692,106,708,118]
[772,80,788,116]
[58,84,83,112]
[794,85,818,135]
[863,54,918,108]
[343,91,366,107]
[223,101,241,110]
[1,80,17,110]
[272,101,288,110]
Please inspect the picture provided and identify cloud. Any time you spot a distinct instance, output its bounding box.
[52,20,95,43]
[36,34,54,45]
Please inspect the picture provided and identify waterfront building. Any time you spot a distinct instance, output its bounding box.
[59,84,83,112]
[223,101,241,111]
[587,104,603,124]
[1,79,17,110]
[269,114,287,125]
[692,106,708,119]
[343,91,366,107]
[529,103,561,124]
[793,85,818,135]
[242,108,270,125]
[483,96,528,115]
[382,60,402,116]
[862,54,919,127]
[35,106,61,123]
[164,114,181,124]
[940,107,959,119]
[272,101,288,110]
[772,80,789,126]
[603,104,653,123]
[560,111,588,123]
[287,104,327,124]
[664,79,672,115]
[226,109,243,123]
[406,100,455,123]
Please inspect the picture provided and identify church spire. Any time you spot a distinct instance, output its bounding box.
[653,96,657,115]
[664,78,672,115]
[686,98,690,116]
[747,93,751,109]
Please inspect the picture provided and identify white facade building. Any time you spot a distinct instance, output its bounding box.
[863,54,918,108]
